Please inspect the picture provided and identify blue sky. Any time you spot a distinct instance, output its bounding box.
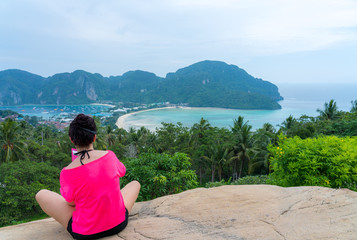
[1,0,357,84]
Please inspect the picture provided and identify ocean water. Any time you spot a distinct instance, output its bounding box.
[123,83,357,131]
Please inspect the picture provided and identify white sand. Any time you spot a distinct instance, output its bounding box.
[115,107,176,129]
[90,103,116,108]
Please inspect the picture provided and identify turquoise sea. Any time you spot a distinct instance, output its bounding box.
[122,83,357,131]
[0,83,355,131]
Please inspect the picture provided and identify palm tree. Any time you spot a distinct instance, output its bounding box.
[231,116,245,133]
[351,100,357,113]
[0,118,27,163]
[231,117,257,179]
[216,145,233,181]
[189,118,211,150]
[136,126,154,152]
[127,127,140,157]
[104,125,116,149]
[279,115,296,134]
[115,128,129,144]
[189,118,212,183]
[203,143,232,182]
[249,123,276,175]
[93,133,106,150]
[317,99,338,120]
[127,126,154,155]
[231,116,255,179]
[191,118,211,138]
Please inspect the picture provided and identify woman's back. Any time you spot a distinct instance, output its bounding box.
[60,150,126,235]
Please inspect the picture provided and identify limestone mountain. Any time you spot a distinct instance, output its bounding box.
[0,69,44,105]
[107,70,165,103]
[163,60,282,109]
[38,70,108,105]
[0,61,283,109]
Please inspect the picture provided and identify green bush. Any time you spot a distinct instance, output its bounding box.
[205,178,232,188]
[268,135,357,190]
[0,161,60,227]
[205,175,269,188]
[121,152,198,201]
[232,175,268,185]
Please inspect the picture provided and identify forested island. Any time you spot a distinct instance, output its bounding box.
[0,61,282,109]
[0,99,356,227]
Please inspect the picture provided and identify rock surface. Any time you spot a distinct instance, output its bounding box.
[1,185,357,240]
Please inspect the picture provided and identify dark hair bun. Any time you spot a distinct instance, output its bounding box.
[69,114,97,147]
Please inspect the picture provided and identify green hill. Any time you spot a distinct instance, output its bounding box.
[0,69,44,105]
[162,60,282,109]
[0,61,283,109]
[107,70,165,103]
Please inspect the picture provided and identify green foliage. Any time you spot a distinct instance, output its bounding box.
[280,115,316,139]
[205,175,269,187]
[317,99,339,120]
[351,100,357,113]
[231,175,268,185]
[0,110,23,118]
[202,127,233,182]
[0,161,60,227]
[268,135,357,190]
[231,116,258,179]
[317,112,357,137]
[0,119,27,163]
[155,122,190,154]
[279,105,357,138]
[121,152,198,201]
[205,178,232,188]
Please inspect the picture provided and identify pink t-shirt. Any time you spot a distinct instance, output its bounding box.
[60,150,126,235]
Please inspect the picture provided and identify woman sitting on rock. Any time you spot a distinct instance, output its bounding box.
[36,113,140,240]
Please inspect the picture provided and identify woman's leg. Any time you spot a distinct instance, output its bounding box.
[121,181,141,213]
[35,189,75,229]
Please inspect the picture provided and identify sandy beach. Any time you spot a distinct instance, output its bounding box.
[115,106,176,129]
[90,103,116,108]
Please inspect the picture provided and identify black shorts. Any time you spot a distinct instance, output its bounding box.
[67,208,128,240]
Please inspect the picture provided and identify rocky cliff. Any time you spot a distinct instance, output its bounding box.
[1,185,356,240]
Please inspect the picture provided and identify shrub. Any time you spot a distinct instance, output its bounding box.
[0,161,60,227]
[232,175,268,185]
[205,178,232,188]
[205,175,269,188]
[268,135,357,190]
[121,152,198,201]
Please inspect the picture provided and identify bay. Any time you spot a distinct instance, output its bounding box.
[122,83,357,131]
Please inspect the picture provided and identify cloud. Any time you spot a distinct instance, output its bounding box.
[236,0,357,54]
[6,0,357,53]
[1,0,357,79]
[167,0,357,55]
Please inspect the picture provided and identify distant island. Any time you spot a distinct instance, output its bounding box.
[0,60,283,110]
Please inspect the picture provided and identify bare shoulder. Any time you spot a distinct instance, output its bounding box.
[65,150,109,169]
[91,150,109,158]
[65,159,81,169]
